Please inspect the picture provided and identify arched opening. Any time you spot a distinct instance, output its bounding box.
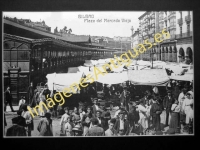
[168,46,172,62]
[161,47,165,61]
[165,47,168,61]
[178,48,185,63]
[186,47,193,64]
[157,47,161,60]
[173,46,177,62]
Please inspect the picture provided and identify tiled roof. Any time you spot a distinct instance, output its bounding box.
[4,33,34,43]
[85,43,105,47]
[62,35,90,43]
[4,19,90,43]
[4,33,117,52]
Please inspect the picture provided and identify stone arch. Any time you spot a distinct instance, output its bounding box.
[179,47,185,62]
[165,47,168,61]
[158,46,161,60]
[172,46,177,62]
[168,46,173,62]
[186,47,193,63]
[161,46,165,61]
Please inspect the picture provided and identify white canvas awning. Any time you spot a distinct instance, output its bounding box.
[95,72,128,84]
[170,73,193,82]
[128,69,170,86]
[67,67,79,73]
[46,72,83,92]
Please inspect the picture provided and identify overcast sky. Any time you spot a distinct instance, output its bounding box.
[3,11,145,38]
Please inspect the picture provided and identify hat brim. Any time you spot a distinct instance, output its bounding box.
[72,128,82,132]
[96,110,102,113]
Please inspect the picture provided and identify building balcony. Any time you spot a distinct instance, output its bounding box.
[143,35,149,40]
[151,19,155,23]
[159,19,164,22]
[169,24,176,30]
[148,30,152,35]
[151,23,155,27]
[151,14,155,19]
[170,34,176,40]
[185,15,191,23]
[175,31,193,39]
[168,11,176,18]
[178,18,183,25]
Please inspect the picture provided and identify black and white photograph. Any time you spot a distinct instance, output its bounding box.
[2,11,194,137]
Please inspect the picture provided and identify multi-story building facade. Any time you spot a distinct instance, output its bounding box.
[138,11,158,61]
[136,11,193,64]
[159,11,177,62]
[131,29,139,58]
[176,11,193,64]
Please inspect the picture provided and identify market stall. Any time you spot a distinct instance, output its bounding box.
[128,69,170,86]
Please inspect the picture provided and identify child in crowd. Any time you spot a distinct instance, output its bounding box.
[60,107,69,135]
[79,107,85,121]
[65,116,74,136]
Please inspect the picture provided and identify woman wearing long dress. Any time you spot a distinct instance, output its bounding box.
[21,104,34,136]
[145,100,151,130]
[136,99,148,135]
[183,93,193,125]
[168,100,180,134]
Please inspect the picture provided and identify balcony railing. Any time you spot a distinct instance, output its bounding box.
[185,15,191,23]
[178,18,183,25]
[170,34,176,40]
[169,23,176,30]
[168,11,176,18]
[159,17,164,20]
[175,31,193,39]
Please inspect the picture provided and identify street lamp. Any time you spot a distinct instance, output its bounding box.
[151,49,155,69]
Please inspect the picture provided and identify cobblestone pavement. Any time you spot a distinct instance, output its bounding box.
[4,106,189,137]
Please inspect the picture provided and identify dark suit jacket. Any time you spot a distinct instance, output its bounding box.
[4,90,12,102]
[6,125,26,136]
[150,103,162,117]
[163,96,175,110]
[114,119,130,135]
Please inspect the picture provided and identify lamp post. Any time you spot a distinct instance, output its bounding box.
[151,50,155,69]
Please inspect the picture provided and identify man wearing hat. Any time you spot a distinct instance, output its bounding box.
[101,105,111,131]
[4,86,15,112]
[6,114,27,136]
[95,110,103,127]
[172,81,181,100]
[92,98,99,118]
[18,96,26,112]
[119,87,130,112]
[150,96,162,134]
[163,90,175,127]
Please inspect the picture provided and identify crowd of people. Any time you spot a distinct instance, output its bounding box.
[4,79,194,136]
